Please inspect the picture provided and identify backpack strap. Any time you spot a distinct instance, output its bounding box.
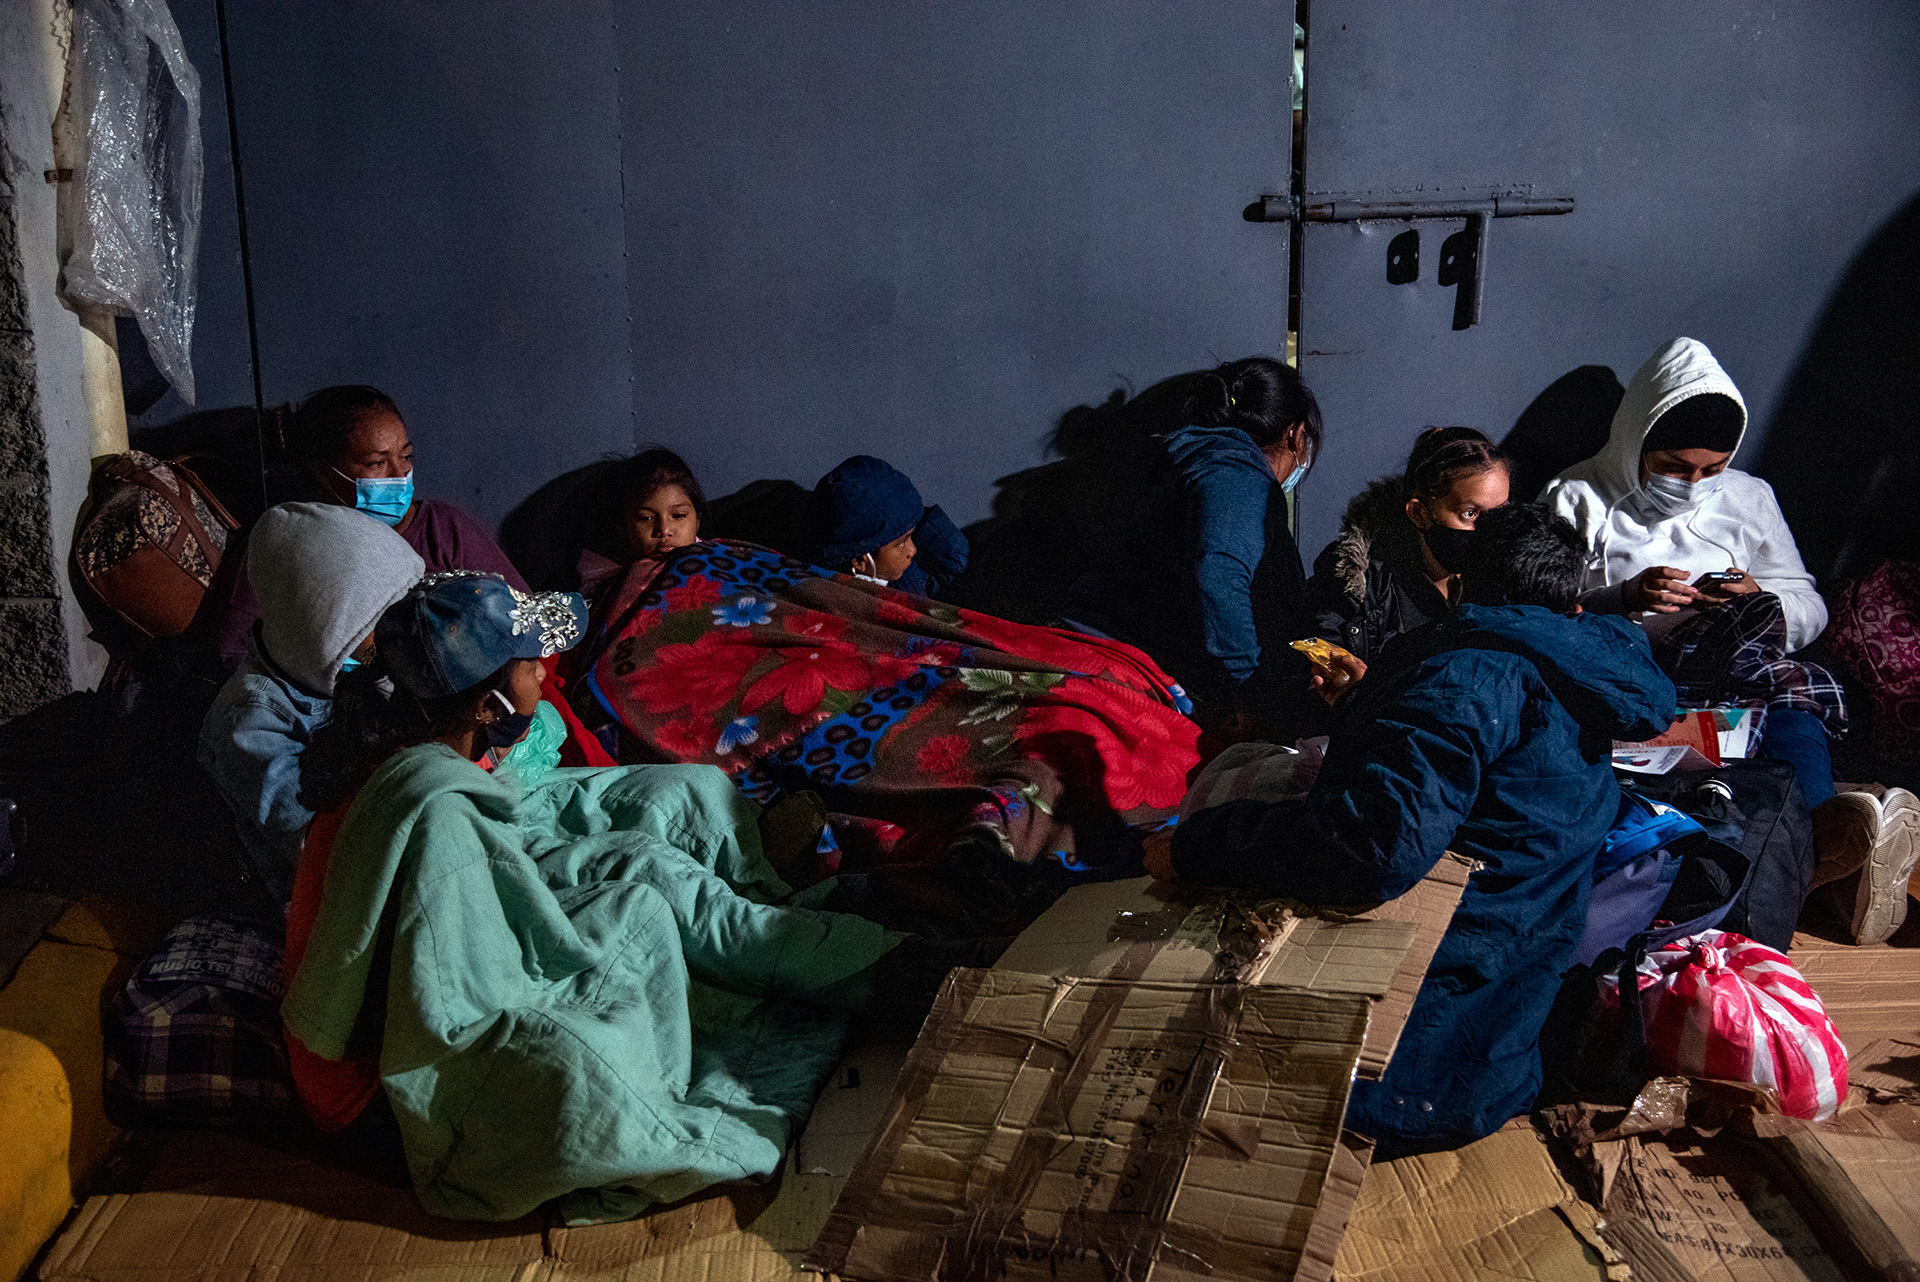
[167,454,240,533]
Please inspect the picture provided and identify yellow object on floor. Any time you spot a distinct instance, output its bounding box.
[0,897,165,1282]
[0,1030,71,1282]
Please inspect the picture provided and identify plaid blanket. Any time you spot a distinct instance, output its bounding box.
[104,914,296,1128]
[1652,591,1847,738]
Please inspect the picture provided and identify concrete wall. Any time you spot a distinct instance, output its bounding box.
[0,0,113,711]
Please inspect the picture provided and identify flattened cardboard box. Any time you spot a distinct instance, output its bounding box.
[1599,1136,1842,1282]
[1334,1124,1623,1282]
[1784,931,1920,1098]
[992,856,1472,1080]
[806,967,1373,1282]
[37,1128,812,1282]
[808,858,1471,1282]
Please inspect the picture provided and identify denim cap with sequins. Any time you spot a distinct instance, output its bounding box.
[375,571,586,699]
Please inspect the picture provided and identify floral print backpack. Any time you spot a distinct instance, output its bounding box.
[70,449,238,651]
[1825,560,1920,762]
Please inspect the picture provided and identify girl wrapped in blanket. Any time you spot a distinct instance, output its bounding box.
[562,452,1204,938]
[281,573,910,1222]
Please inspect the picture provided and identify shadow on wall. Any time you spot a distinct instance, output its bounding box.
[499,458,632,590]
[1759,189,1920,584]
[128,402,297,530]
[1499,365,1626,503]
[945,391,1165,625]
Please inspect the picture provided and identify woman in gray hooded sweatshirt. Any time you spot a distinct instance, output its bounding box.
[198,503,425,905]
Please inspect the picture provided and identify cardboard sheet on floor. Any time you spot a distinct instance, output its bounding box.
[1742,1103,1920,1279]
[807,857,1471,1282]
[1785,930,1920,1100]
[1598,1135,1843,1282]
[1334,1124,1622,1282]
[38,1128,823,1282]
[1786,1128,1920,1262]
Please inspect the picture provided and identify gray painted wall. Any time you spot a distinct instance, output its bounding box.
[171,1,1293,529]
[616,2,1293,517]
[1296,0,1920,562]
[167,1,1919,584]
[178,0,637,520]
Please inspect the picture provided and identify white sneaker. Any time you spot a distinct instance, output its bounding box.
[1813,786,1920,945]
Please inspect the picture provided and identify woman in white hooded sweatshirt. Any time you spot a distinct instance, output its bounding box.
[1545,337,1920,945]
[1543,337,1825,647]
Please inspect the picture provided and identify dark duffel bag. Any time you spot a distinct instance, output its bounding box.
[1621,757,1814,953]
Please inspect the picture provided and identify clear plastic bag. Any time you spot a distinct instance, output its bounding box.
[61,0,203,404]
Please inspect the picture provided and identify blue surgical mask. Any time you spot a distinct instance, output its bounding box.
[1280,446,1313,494]
[339,655,364,673]
[334,467,415,526]
[1638,470,1719,519]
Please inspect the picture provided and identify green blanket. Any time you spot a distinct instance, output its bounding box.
[282,703,899,1222]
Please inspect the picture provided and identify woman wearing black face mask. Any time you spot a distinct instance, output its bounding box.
[1309,427,1510,666]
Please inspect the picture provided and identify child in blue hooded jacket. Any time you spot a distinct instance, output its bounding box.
[1152,504,1676,1156]
[806,455,968,597]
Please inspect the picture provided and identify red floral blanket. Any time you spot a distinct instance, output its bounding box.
[578,541,1199,884]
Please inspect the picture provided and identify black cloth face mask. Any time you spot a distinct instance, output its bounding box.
[1421,522,1476,575]
[484,688,534,753]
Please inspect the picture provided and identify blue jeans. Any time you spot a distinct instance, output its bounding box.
[1760,708,1834,808]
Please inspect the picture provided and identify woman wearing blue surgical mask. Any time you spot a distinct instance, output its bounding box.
[200,385,528,676]
[1062,356,1349,742]
[308,390,417,526]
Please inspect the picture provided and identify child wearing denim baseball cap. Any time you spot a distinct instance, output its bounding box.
[299,572,587,800]
[279,571,907,1215]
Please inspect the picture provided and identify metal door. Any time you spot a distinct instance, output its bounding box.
[1292,1,1920,561]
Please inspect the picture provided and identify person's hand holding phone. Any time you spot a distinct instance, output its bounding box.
[1692,567,1759,606]
[1624,565,1697,613]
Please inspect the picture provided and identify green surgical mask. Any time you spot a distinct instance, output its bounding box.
[494,700,565,785]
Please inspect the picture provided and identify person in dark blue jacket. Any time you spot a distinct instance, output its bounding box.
[1060,357,1337,738]
[806,455,969,597]
[1153,503,1676,1155]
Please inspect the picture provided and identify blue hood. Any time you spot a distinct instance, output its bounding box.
[1417,604,1676,742]
[1158,424,1272,480]
[809,456,923,568]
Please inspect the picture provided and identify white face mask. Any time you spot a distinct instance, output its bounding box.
[1637,469,1720,518]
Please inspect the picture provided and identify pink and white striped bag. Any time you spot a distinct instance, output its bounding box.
[1597,929,1849,1120]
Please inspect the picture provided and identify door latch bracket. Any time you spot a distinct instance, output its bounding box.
[1256,191,1574,329]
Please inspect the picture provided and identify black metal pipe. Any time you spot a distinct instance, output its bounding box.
[1257,193,1573,222]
